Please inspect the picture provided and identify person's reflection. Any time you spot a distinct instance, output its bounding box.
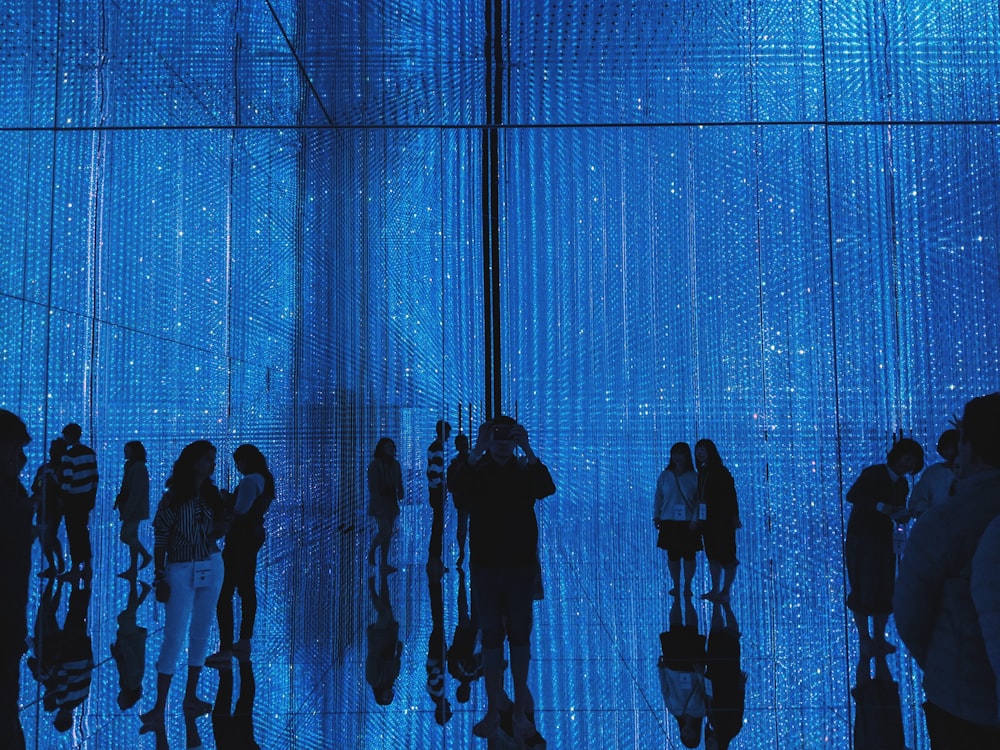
[111,578,152,710]
[27,577,64,714]
[212,654,259,749]
[851,653,905,749]
[366,572,402,705]
[50,578,93,733]
[447,566,482,704]
[426,560,453,724]
[704,601,746,750]
[146,713,202,750]
[658,595,707,749]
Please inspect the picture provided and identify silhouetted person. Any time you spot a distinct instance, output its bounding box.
[59,423,98,582]
[366,572,402,705]
[27,576,63,698]
[972,512,1000,724]
[32,438,67,577]
[110,577,151,710]
[449,432,471,565]
[449,416,556,745]
[695,439,741,603]
[50,579,93,733]
[447,565,482,704]
[212,650,260,749]
[654,442,701,597]
[0,409,32,749]
[115,440,152,578]
[427,420,451,564]
[207,445,275,666]
[367,437,403,574]
[141,441,227,727]
[845,437,923,659]
[908,428,959,518]
[704,602,746,750]
[658,595,707,749]
[425,561,452,724]
[896,393,1000,747]
[851,652,905,750]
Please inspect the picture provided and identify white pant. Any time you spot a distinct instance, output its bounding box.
[156,553,224,675]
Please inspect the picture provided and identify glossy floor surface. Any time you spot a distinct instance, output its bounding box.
[17,496,928,750]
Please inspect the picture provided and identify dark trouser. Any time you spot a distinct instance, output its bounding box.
[63,502,93,566]
[428,487,445,561]
[471,564,535,649]
[924,701,1000,749]
[217,526,265,649]
[39,495,63,564]
[0,657,26,749]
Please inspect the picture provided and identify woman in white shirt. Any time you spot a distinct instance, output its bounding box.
[654,443,701,597]
[141,440,227,726]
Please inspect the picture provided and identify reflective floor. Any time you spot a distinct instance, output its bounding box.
[18,493,928,750]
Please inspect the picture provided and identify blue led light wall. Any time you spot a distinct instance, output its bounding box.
[1,1,999,747]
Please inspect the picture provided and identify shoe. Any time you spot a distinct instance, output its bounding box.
[384,564,399,574]
[716,591,731,605]
[700,591,718,601]
[232,639,251,658]
[668,587,678,596]
[182,696,213,716]
[472,710,500,738]
[139,552,152,570]
[37,566,56,579]
[57,569,80,583]
[205,649,233,668]
[117,568,137,579]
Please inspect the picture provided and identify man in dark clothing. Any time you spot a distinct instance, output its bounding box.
[0,409,33,749]
[59,423,98,581]
[448,416,555,744]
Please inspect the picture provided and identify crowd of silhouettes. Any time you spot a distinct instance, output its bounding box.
[4,392,1000,748]
[0,411,275,745]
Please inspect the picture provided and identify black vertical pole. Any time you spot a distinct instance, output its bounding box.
[482,0,504,420]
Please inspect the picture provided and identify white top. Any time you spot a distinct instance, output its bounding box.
[654,469,699,522]
[658,666,707,718]
[234,473,266,515]
[908,462,955,517]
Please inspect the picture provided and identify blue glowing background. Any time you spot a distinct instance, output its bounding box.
[1,1,999,748]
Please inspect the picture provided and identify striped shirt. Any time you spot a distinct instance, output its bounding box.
[153,491,221,563]
[427,439,446,489]
[61,443,99,497]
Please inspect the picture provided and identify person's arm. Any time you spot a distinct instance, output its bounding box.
[136,464,150,511]
[971,517,1000,719]
[151,497,172,595]
[527,460,556,499]
[893,506,948,666]
[467,423,491,466]
[907,468,935,518]
[394,461,404,501]
[654,473,664,525]
[59,452,72,493]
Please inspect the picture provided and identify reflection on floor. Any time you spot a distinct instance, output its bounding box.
[18,499,928,749]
